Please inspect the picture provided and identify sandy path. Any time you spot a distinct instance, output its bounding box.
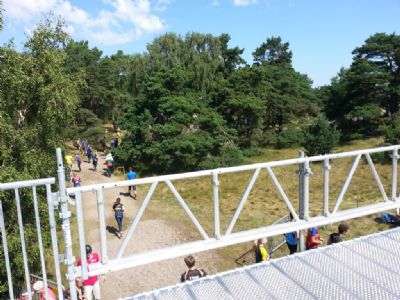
[72,152,219,299]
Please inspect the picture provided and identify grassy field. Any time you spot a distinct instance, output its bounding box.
[139,137,398,271]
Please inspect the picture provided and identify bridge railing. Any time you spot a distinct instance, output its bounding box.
[65,145,400,284]
[2,145,400,299]
[0,177,65,300]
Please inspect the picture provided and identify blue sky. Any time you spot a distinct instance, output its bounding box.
[1,0,399,86]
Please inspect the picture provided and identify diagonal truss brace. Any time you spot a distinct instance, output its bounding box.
[365,153,389,202]
[332,154,362,214]
[266,166,299,221]
[165,180,209,240]
[225,168,261,235]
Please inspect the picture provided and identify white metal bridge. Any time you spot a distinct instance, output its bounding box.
[1,145,400,299]
[127,227,400,300]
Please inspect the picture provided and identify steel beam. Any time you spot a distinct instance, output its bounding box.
[165,180,209,240]
[86,201,400,276]
[66,145,400,194]
[332,154,362,214]
[226,168,261,235]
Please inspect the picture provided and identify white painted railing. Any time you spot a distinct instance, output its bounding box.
[2,145,400,299]
[65,145,400,282]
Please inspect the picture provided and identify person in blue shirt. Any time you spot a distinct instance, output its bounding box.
[126,167,137,199]
[284,213,298,254]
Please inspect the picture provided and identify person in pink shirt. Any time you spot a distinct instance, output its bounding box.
[32,280,56,300]
[76,244,105,300]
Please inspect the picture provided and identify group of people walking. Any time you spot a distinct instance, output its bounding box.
[73,139,100,173]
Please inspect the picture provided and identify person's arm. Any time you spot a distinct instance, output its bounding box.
[310,229,322,245]
[180,271,186,282]
[310,235,320,245]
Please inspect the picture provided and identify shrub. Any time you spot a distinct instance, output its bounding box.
[80,126,104,146]
[75,108,102,127]
[380,112,400,145]
[241,147,263,157]
[276,127,304,149]
[302,116,341,156]
[198,147,244,169]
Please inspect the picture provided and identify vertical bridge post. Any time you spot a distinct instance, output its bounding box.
[323,158,331,216]
[212,172,221,240]
[56,148,77,300]
[298,151,311,252]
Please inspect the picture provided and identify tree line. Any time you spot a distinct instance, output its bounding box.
[62,31,399,173]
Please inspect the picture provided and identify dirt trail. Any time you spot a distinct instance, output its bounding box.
[72,152,219,299]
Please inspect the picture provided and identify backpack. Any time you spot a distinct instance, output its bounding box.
[328,232,342,244]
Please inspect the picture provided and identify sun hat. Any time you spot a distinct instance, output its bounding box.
[33,280,44,291]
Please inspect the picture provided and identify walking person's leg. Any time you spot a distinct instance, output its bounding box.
[84,284,94,300]
[288,244,297,255]
[119,214,124,237]
[133,185,137,200]
[93,280,101,300]
[115,214,122,238]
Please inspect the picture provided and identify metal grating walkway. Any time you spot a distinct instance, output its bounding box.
[124,227,400,300]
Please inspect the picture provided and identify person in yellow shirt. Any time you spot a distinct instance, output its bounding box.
[253,238,268,263]
[66,155,73,169]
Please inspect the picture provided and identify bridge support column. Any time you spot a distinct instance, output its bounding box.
[299,151,311,252]
[56,148,77,300]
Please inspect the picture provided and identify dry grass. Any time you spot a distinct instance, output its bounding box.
[140,137,399,272]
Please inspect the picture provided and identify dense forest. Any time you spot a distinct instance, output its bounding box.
[0,9,399,292]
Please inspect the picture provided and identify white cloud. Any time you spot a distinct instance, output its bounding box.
[3,0,168,46]
[155,0,173,12]
[211,0,220,6]
[233,0,257,6]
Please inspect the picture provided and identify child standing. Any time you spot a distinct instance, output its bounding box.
[306,227,324,250]
[327,224,349,245]
[253,238,268,263]
[180,255,207,282]
[71,173,81,187]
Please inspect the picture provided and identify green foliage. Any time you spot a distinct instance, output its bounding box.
[0,0,3,31]
[112,33,318,173]
[302,116,341,156]
[0,17,80,291]
[324,33,400,138]
[380,112,400,145]
[198,146,244,169]
[252,36,293,67]
[241,147,263,157]
[80,126,104,142]
[276,126,305,149]
[75,108,102,127]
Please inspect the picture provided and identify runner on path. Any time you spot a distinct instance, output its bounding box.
[126,167,137,199]
[113,197,125,238]
[75,153,82,172]
[92,151,98,171]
